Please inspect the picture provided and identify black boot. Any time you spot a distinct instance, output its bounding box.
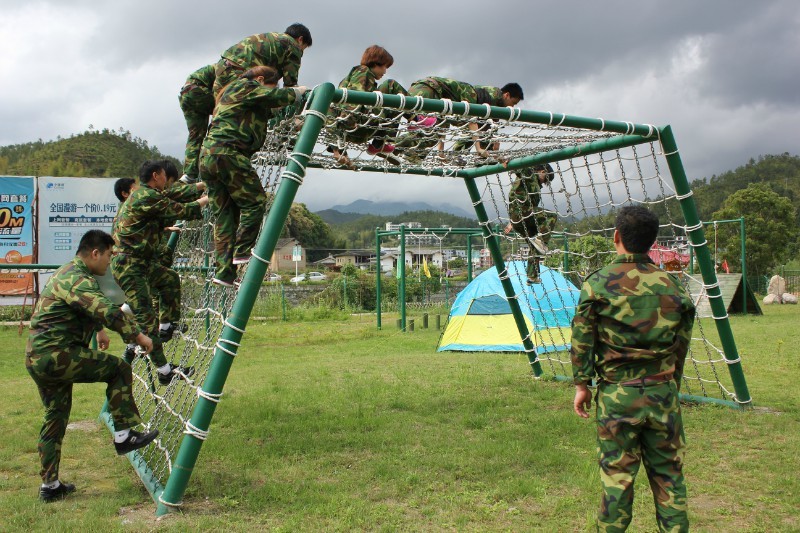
[39,481,76,502]
[114,428,160,455]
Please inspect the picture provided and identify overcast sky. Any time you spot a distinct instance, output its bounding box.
[0,0,797,212]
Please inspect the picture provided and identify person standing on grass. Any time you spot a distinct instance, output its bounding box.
[570,205,695,532]
[26,230,159,502]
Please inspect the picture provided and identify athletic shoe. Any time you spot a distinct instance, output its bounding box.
[158,323,186,342]
[122,344,137,361]
[408,115,437,130]
[367,143,395,155]
[158,363,195,386]
[114,429,159,455]
[212,276,237,287]
[39,481,76,502]
[232,256,250,265]
[530,236,548,256]
[527,275,541,285]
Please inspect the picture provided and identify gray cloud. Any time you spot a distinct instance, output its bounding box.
[0,0,796,212]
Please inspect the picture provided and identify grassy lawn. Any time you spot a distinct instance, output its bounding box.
[1,306,799,531]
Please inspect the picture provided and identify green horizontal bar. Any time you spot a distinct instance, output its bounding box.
[377,229,483,237]
[335,89,661,137]
[464,134,655,179]
[551,374,742,409]
[0,263,61,270]
[305,160,471,178]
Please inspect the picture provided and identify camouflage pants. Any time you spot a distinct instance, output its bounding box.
[511,209,558,280]
[149,259,181,325]
[595,381,688,532]
[201,152,266,282]
[212,59,243,99]
[394,81,445,155]
[111,254,168,367]
[26,347,141,482]
[179,84,213,181]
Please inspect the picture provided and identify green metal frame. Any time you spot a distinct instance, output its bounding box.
[141,84,752,514]
[374,226,483,331]
[689,217,748,313]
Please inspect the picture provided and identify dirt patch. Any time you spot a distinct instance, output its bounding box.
[67,420,100,432]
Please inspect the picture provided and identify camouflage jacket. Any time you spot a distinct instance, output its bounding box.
[202,78,298,157]
[339,65,378,92]
[157,182,205,251]
[215,32,303,94]
[412,77,503,105]
[181,64,216,115]
[27,257,141,355]
[570,253,695,385]
[508,169,542,220]
[113,182,204,260]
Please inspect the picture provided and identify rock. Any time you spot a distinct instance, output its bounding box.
[782,293,797,304]
[768,275,786,298]
[762,294,778,305]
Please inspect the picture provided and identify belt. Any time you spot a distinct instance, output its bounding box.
[618,374,674,387]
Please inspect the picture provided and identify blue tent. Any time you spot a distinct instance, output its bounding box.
[437,261,580,353]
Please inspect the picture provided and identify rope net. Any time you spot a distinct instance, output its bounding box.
[122,89,747,502]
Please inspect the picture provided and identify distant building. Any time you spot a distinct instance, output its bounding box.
[271,238,306,271]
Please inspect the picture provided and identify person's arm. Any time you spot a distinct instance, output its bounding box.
[570,281,598,417]
[673,287,697,388]
[281,45,302,88]
[58,274,142,345]
[139,189,207,222]
[163,182,204,203]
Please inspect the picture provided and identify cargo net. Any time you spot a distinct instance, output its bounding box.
[249,93,744,405]
[125,148,288,495]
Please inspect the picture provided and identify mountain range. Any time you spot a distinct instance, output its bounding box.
[325,199,475,219]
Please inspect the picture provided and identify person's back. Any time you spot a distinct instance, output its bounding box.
[571,205,694,532]
[204,76,299,158]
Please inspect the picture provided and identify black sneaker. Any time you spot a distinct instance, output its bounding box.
[39,481,76,502]
[122,344,137,362]
[158,323,187,342]
[158,363,195,386]
[114,428,159,455]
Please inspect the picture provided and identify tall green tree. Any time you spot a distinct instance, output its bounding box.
[711,183,797,277]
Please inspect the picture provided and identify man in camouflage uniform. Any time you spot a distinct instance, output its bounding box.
[504,164,558,284]
[200,65,308,286]
[112,160,208,379]
[179,64,215,183]
[212,23,311,98]
[571,205,695,532]
[395,77,524,162]
[26,230,159,502]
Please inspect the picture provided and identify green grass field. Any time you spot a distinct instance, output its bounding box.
[2,306,799,531]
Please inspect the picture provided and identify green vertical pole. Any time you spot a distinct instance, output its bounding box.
[659,126,751,406]
[156,83,337,515]
[376,227,382,330]
[562,233,569,272]
[463,177,543,376]
[466,235,473,281]
[740,217,747,314]
[399,225,406,331]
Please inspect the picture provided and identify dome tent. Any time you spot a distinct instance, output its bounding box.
[438,261,580,353]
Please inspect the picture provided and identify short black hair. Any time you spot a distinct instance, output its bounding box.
[285,23,312,46]
[615,206,659,253]
[160,159,180,181]
[113,177,136,202]
[138,160,164,184]
[77,229,115,255]
[501,83,524,101]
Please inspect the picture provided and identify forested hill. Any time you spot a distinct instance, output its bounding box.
[691,153,800,221]
[0,128,179,177]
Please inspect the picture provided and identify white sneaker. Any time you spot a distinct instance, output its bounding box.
[530,237,548,255]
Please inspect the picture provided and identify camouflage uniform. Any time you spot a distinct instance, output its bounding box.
[507,167,558,281]
[213,32,303,97]
[180,64,216,182]
[330,65,409,149]
[200,78,298,282]
[398,77,506,155]
[149,181,204,324]
[26,257,144,483]
[571,253,696,532]
[112,183,204,365]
